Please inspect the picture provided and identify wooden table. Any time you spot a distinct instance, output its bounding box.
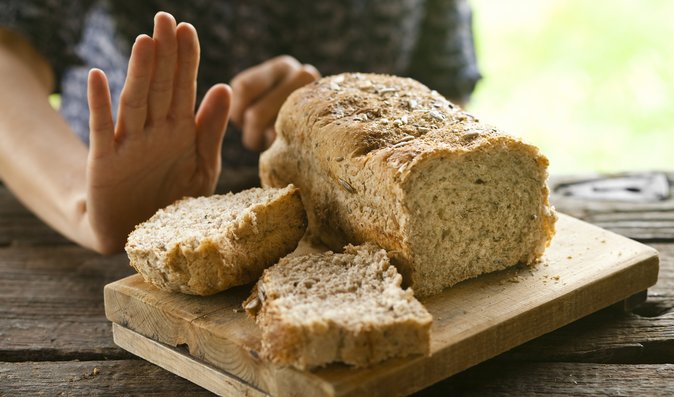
[2,171,673,396]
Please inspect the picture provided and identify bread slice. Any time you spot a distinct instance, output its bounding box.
[125,185,307,295]
[260,73,557,296]
[243,243,432,370]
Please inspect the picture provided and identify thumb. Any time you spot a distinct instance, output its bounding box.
[195,83,232,170]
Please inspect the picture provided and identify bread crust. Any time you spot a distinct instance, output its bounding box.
[260,73,556,296]
[125,185,307,295]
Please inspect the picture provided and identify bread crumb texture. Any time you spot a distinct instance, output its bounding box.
[260,73,557,296]
[125,185,307,295]
[244,243,432,370]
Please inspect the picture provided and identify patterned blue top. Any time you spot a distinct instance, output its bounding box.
[1,0,480,167]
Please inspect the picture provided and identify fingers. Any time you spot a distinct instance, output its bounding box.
[119,13,196,131]
[117,34,155,136]
[196,84,232,171]
[148,12,178,122]
[239,63,319,151]
[229,56,297,127]
[171,22,200,119]
[230,55,307,127]
[87,68,115,155]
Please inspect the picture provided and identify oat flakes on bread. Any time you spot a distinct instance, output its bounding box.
[260,73,557,297]
[125,185,307,295]
[243,243,432,370]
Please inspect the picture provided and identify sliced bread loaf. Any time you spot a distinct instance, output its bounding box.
[125,185,307,295]
[260,73,557,296]
[243,243,432,370]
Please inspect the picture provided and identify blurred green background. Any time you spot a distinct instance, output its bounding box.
[468,0,673,175]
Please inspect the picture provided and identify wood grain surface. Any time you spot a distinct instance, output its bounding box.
[2,172,674,396]
[104,214,659,397]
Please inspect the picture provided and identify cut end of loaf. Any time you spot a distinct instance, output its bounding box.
[125,185,307,295]
[404,137,556,296]
[246,243,432,370]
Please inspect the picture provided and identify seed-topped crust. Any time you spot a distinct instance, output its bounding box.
[260,73,556,296]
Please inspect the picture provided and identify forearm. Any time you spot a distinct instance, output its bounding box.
[0,43,108,252]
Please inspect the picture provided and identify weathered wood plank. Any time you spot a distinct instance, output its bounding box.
[2,359,670,397]
[0,208,670,367]
[500,305,674,364]
[641,243,674,301]
[0,215,70,246]
[111,324,674,397]
[113,324,269,397]
[0,236,666,365]
[550,173,673,207]
[0,247,130,297]
[549,172,674,241]
[0,360,214,396]
[2,174,673,396]
[0,246,133,361]
[0,186,69,246]
[417,361,674,396]
[494,242,674,364]
[104,214,660,397]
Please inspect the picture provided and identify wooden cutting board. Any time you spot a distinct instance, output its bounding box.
[104,213,659,397]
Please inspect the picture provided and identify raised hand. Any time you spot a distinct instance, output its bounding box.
[230,55,320,151]
[86,12,231,253]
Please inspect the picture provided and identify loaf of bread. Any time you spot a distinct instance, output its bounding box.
[260,73,556,297]
[125,185,307,295]
[243,243,432,370]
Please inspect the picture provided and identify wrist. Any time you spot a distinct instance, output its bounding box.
[75,196,126,255]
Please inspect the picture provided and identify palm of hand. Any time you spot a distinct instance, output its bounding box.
[86,13,230,252]
[89,116,203,206]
